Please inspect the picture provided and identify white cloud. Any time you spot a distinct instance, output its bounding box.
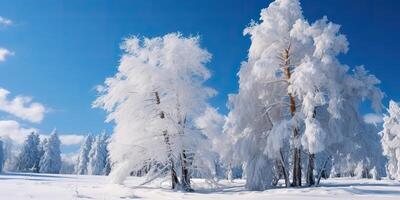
[61,152,78,164]
[35,132,84,146]
[59,134,84,146]
[363,113,384,125]
[0,48,13,62]
[0,88,46,123]
[0,120,37,144]
[0,16,12,26]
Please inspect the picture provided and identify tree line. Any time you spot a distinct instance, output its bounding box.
[0,131,111,176]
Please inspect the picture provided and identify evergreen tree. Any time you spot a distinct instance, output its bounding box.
[381,100,400,180]
[39,130,62,174]
[3,137,18,172]
[16,132,41,172]
[75,134,93,175]
[39,138,48,161]
[88,132,110,175]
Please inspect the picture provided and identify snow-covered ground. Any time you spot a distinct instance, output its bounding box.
[0,173,399,200]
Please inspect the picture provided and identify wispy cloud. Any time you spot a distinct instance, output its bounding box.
[0,48,13,62]
[0,88,46,123]
[41,133,84,146]
[59,134,84,146]
[0,16,12,26]
[0,120,37,144]
[363,113,384,125]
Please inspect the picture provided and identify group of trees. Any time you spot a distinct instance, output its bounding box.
[93,0,400,192]
[75,132,111,176]
[15,130,61,174]
[0,131,110,176]
[0,0,397,193]
[0,0,397,192]
[94,0,400,190]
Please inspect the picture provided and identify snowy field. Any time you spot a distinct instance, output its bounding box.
[0,173,399,199]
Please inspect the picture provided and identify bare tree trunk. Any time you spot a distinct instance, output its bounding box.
[306,109,317,186]
[180,151,193,191]
[306,153,315,186]
[177,114,194,192]
[155,92,180,189]
[281,45,301,187]
[290,107,302,187]
[292,146,302,186]
[163,130,179,189]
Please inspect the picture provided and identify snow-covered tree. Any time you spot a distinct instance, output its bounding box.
[3,137,18,172]
[16,132,41,172]
[60,154,77,174]
[75,134,93,175]
[94,33,215,191]
[318,66,384,180]
[194,107,226,179]
[88,132,110,175]
[381,100,400,180]
[103,153,112,176]
[223,0,383,190]
[39,129,62,174]
[39,138,47,160]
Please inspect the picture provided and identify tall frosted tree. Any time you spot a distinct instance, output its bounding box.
[75,134,93,175]
[17,132,41,172]
[39,138,48,161]
[94,33,215,191]
[223,0,383,190]
[381,100,400,180]
[39,130,62,174]
[88,132,110,175]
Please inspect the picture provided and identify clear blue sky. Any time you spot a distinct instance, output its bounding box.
[0,0,399,151]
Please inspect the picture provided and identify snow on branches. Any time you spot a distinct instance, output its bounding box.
[223,0,384,190]
[381,100,400,180]
[94,33,216,190]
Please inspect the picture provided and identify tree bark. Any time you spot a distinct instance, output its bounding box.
[163,130,179,189]
[281,45,301,187]
[155,92,180,189]
[177,114,193,192]
[306,109,317,186]
[306,153,315,186]
[180,150,193,191]
[290,106,302,187]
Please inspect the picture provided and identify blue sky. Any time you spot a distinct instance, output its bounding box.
[0,0,399,152]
